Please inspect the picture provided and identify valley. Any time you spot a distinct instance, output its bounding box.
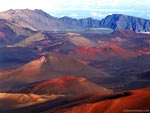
[0,9,150,113]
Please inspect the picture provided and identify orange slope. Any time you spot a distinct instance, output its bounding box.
[15,76,113,96]
[0,54,109,92]
[54,88,150,113]
[76,44,138,61]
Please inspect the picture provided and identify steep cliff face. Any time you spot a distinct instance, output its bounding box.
[60,14,150,32]
[100,14,150,32]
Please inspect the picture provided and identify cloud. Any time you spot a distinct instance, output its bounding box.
[147,14,150,17]
[91,12,106,17]
[0,0,150,12]
[52,8,134,12]
[0,0,149,19]
[69,14,79,17]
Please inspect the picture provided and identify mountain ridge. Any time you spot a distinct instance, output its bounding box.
[0,9,150,32]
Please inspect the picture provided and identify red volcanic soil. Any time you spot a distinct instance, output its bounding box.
[111,30,138,37]
[53,88,150,113]
[136,47,150,55]
[15,76,113,96]
[76,46,102,58]
[76,44,138,61]
[0,54,109,92]
[110,37,127,42]
[0,32,5,38]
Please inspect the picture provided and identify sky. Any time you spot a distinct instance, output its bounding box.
[0,0,150,19]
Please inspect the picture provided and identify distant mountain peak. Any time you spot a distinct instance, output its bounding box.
[4,9,52,17]
[5,9,33,14]
[100,14,150,32]
[34,9,52,17]
[1,9,150,32]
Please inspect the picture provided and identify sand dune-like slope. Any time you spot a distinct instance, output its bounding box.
[54,88,150,113]
[0,93,61,111]
[14,76,113,96]
[66,32,98,47]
